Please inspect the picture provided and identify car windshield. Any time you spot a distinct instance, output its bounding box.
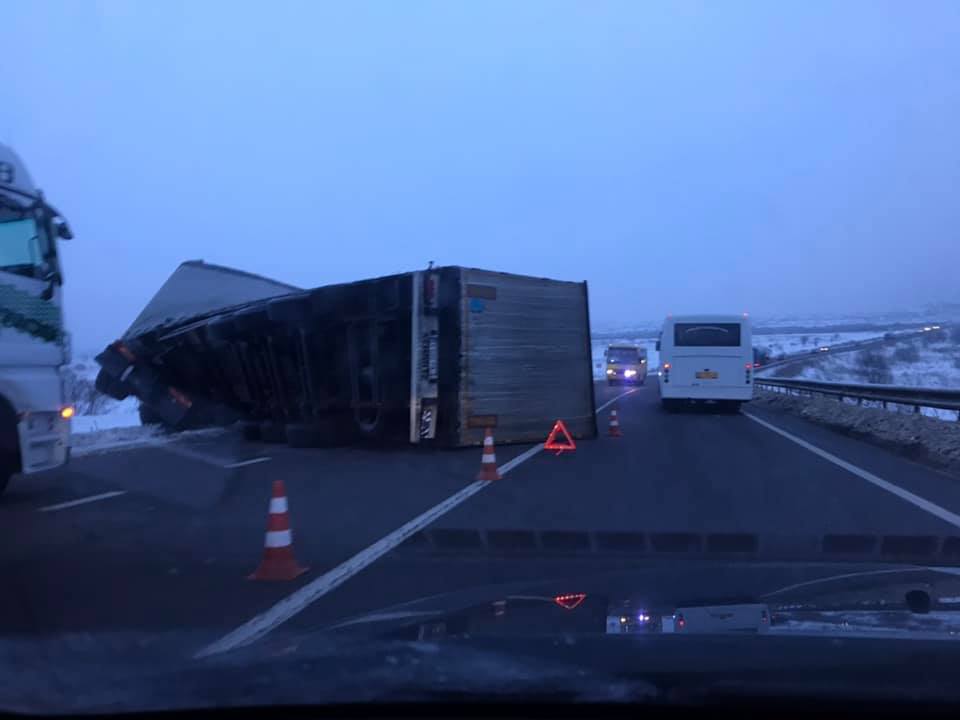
[5,1,960,714]
[607,348,639,363]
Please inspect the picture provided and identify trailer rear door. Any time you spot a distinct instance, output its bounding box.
[458,268,595,445]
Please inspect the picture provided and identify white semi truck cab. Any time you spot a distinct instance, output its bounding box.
[0,143,74,495]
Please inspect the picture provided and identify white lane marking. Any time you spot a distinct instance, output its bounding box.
[161,444,231,467]
[225,457,272,469]
[163,443,271,469]
[597,387,638,413]
[38,491,127,512]
[194,478,491,658]
[744,412,960,530]
[195,386,642,659]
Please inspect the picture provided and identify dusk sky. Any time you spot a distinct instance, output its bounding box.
[4,1,959,352]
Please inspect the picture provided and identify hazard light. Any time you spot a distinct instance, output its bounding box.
[60,406,75,420]
[663,363,671,370]
[553,593,587,610]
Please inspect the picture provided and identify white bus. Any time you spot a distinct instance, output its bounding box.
[656,314,753,412]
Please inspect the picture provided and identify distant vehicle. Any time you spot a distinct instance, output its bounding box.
[656,314,753,412]
[668,603,771,634]
[923,326,933,332]
[0,143,74,496]
[818,346,830,352]
[604,344,647,386]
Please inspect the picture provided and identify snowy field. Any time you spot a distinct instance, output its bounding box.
[767,329,960,421]
[753,330,888,358]
[789,335,960,389]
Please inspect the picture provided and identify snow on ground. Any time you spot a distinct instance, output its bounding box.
[70,397,141,434]
[792,337,960,389]
[753,331,888,359]
[65,355,143,440]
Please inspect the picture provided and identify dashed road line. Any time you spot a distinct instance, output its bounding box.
[745,412,960,530]
[194,385,641,658]
[38,491,127,513]
[224,457,272,469]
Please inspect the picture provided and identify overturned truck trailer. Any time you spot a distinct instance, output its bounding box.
[95,262,597,448]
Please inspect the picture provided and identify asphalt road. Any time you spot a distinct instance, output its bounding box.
[2,379,960,661]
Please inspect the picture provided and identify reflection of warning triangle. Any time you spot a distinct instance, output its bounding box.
[544,420,576,455]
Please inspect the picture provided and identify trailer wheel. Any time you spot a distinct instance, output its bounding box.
[260,421,287,443]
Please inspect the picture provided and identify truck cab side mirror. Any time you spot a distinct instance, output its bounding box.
[55,220,73,240]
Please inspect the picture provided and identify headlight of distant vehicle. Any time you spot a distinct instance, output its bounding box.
[624,369,637,378]
[606,368,615,375]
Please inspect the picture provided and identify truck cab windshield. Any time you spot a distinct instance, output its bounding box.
[0,214,46,280]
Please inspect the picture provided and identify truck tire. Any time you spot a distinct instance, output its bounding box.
[661,399,678,412]
[722,400,742,414]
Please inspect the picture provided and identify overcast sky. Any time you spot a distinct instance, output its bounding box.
[4,1,959,352]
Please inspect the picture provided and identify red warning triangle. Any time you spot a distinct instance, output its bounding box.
[544,419,576,454]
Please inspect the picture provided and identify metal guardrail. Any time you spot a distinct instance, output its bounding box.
[755,377,960,420]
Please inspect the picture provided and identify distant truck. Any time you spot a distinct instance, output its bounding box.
[604,344,647,386]
[0,143,74,495]
[96,263,598,448]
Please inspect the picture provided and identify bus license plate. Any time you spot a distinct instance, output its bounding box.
[696,371,719,379]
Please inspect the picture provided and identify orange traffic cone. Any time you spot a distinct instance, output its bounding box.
[477,428,501,481]
[249,480,309,581]
[608,407,622,437]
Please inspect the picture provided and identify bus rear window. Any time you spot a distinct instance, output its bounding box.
[674,323,742,347]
